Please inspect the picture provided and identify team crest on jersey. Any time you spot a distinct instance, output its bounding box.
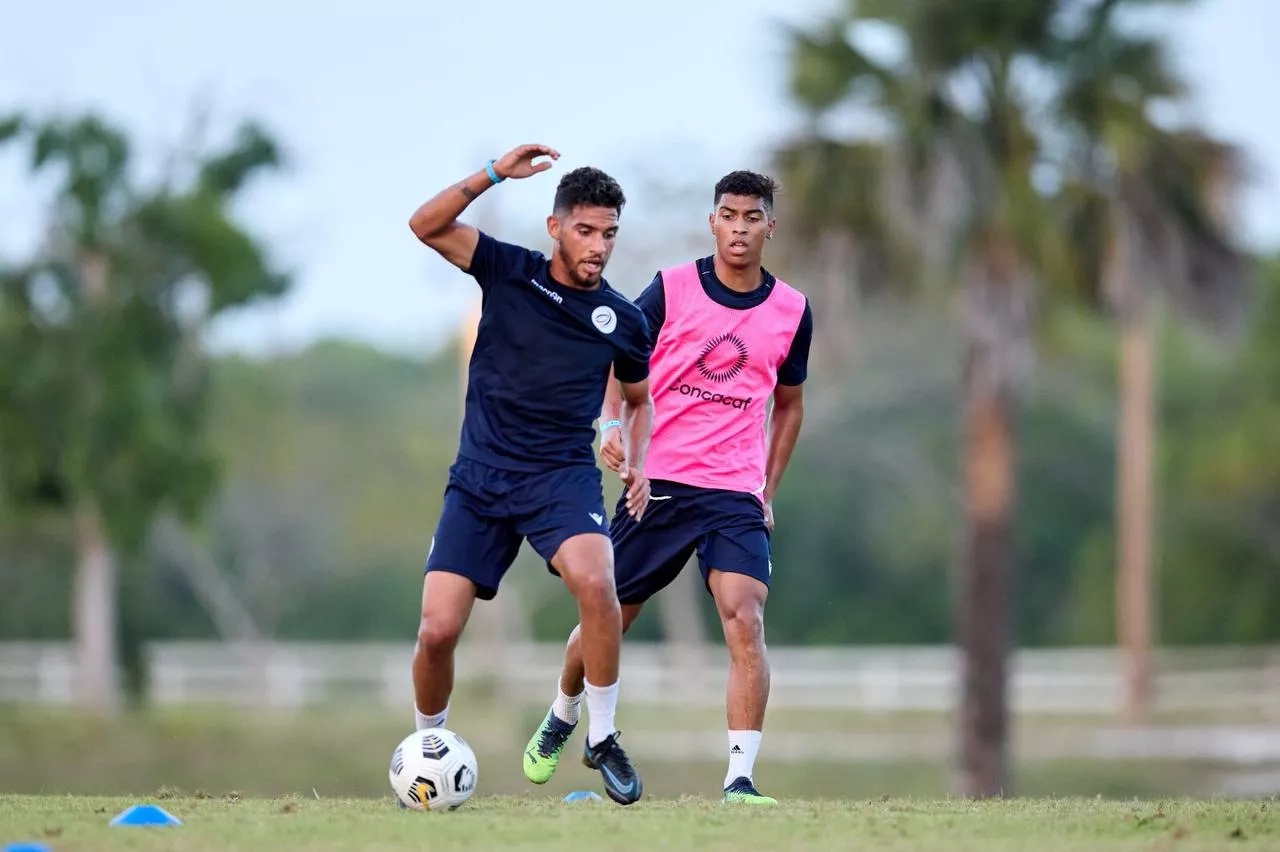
[695,333,749,383]
[591,305,617,334]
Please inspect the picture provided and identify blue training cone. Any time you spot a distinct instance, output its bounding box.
[5,844,52,852]
[109,804,183,827]
[563,790,603,803]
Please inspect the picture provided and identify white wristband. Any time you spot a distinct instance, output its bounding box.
[600,419,622,434]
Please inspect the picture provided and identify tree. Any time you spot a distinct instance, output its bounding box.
[0,111,290,712]
[778,0,1060,797]
[1053,0,1251,721]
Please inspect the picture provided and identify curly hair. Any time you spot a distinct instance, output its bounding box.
[553,166,626,215]
[714,170,779,211]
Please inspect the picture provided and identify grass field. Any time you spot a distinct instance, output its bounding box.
[0,704,1253,800]
[1,794,1276,851]
[2,701,1277,850]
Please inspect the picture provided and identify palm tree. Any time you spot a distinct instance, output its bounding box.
[0,112,290,711]
[778,0,1062,797]
[1053,1,1251,721]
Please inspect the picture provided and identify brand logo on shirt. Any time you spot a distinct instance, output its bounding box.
[591,305,617,334]
[529,277,564,305]
[695,333,749,383]
[666,379,753,409]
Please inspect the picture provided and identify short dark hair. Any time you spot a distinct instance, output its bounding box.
[553,166,626,216]
[714,170,778,211]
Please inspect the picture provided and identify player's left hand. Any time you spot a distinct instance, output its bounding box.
[763,499,775,531]
[620,465,650,520]
[493,144,560,180]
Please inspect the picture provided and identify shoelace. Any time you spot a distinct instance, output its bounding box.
[536,721,571,757]
[596,734,635,782]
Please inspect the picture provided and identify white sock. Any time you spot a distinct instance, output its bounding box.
[551,687,583,725]
[725,730,762,787]
[415,704,448,731]
[584,679,619,746]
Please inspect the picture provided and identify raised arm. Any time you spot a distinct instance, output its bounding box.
[408,143,560,270]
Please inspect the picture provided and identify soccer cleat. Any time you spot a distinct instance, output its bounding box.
[581,731,643,805]
[723,776,777,805]
[523,711,577,784]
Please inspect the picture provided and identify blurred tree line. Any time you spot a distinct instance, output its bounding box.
[2,271,1275,646]
[1,0,1277,800]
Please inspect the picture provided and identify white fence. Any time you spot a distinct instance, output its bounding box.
[3,640,1280,717]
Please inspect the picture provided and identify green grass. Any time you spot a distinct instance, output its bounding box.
[0,794,1276,851]
[0,704,1245,800]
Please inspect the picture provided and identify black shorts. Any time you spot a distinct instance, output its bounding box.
[425,457,609,600]
[611,479,771,605]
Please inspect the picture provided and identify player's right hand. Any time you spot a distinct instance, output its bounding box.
[492,144,560,180]
[599,427,625,472]
[620,465,650,520]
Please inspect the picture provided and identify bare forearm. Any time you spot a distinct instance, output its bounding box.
[763,402,804,501]
[408,169,496,240]
[600,367,623,426]
[622,395,653,470]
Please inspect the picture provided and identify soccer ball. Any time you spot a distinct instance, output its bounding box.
[389,727,478,811]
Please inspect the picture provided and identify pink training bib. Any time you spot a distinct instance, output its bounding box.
[642,260,807,495]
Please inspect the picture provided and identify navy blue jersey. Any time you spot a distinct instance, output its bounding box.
[458,231,651,472]
[635,256,812,386]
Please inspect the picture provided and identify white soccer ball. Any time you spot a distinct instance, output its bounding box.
[389,727,478,811]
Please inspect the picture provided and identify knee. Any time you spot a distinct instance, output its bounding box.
[721,600,765,650]
[570,565,619,613]
[416,614,464,657]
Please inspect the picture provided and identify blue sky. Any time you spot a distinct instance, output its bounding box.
[2,0,1277,357]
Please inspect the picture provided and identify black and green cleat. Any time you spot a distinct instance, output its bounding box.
[723,776,778,805]
[522,711,577,785]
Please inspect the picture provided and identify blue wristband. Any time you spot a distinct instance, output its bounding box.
[485,159,504,184]
[600,419,622,434]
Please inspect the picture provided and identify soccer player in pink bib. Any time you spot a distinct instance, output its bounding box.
[522,171,812,804]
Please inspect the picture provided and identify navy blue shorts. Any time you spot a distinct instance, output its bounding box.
[611,479,771,605]
[425,457,609,600]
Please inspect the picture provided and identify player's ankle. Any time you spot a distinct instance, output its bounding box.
[415,703,449,731]
[725,729,762,787]
[583,679,619,746]
[551,686,583,725]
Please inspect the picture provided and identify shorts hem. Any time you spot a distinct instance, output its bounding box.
[700,562,771,596]
[536,526,612,573]
[425,564,499,601]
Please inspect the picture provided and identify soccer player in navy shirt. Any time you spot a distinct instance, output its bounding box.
[407,143,654,805]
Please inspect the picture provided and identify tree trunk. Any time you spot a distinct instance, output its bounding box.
[814,231,858,369]
[72,250,122,714]
[72,498,121,713]
[1117,314,1156,723]
[955,370,1015,798]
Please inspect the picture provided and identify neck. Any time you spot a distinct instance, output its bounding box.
[713,252,764,293]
